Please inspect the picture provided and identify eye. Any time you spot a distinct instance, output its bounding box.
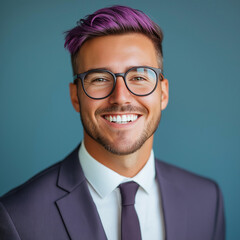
[89,77,113,86]
[132,76,146,81]
[91,78,108,82]
[129,75,149,82]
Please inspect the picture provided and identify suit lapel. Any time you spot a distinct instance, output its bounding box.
[155,160,187,240]
[56,146,107,240]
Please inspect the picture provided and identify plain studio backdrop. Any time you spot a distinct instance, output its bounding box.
[0,0,239,239]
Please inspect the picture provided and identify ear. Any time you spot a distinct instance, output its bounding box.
[69,83,80,112]
[160,78,169,110]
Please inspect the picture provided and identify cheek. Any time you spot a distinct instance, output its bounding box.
[78,93,92,115]
[79,95,103,119]
[80,100,95,116]
[141,91,161,113]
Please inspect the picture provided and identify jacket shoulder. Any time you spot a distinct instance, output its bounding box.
[1,160,61,200]
[1,145,80,201]
[155,159,225,239]
[155,158,219,190]
[0,147,80,240]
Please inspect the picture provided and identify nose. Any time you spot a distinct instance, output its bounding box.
[108,76,132,105]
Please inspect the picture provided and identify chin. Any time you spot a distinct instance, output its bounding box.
[98,137,149,156]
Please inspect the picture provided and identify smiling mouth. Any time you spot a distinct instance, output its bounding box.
[104,114,139,124]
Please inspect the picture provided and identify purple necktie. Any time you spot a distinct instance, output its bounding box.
[119,181,142,240]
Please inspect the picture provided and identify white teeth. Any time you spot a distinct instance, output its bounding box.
[104,114,139,124]
[117,115,121,122]
[122,115,127,122]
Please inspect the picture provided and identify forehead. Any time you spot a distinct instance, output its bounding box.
[76,33,159,73]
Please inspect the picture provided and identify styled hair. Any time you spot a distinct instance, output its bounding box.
[64,5,164,74]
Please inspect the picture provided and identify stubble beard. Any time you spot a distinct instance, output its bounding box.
[79,105,161,156]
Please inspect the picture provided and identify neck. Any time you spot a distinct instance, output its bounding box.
[83,135,153,178]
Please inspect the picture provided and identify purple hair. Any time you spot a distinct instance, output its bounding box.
[64,5,164,74]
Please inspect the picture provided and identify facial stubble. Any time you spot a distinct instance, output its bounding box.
[79,104,161,156]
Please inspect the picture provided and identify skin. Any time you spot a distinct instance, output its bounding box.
[69,33,169,177]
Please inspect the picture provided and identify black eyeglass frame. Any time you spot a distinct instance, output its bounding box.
[73,66,164,100]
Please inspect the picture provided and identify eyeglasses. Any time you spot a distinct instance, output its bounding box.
[73,66,163,100]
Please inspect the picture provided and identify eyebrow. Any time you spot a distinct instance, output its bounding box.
[81,65,155,74]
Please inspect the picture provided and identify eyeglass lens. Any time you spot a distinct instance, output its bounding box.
[83,67,157,99]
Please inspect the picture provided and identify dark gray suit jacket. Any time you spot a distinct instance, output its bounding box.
[0,145,225,240]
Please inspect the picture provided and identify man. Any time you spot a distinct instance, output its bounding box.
[0,5,225,240]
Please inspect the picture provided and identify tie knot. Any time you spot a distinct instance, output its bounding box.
[119,181,139,206]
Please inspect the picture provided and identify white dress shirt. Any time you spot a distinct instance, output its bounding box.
[79,141,165,240]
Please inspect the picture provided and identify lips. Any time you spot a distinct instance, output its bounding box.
[104,114,139,124]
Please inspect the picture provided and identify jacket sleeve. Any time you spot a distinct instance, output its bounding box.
[0,201,21,240]
[213,183,225,240]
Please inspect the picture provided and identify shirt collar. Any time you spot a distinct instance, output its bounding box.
[79,140,156,198]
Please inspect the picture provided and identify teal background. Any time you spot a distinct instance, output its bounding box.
[0,0,239,238]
